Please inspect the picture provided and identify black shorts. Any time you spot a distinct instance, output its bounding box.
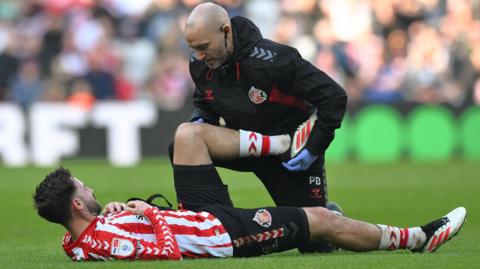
[201,204,310,257]
[175,172,311,257]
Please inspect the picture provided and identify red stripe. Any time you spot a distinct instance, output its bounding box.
[261,135,270,156]
[185,211,222,221]
[169,224,227,237]
[206,242,233,248]
[436,230,446,246]
[296,133,301,149]
[182,251,212,258]
[269,84,306,112]
[112,223,153,235]
[442,227,451,243]
[306,120,311,136]
[301,126,306,144]
[236,62,240,80]
[428,236,438,251]
[161,212,216,223]
[399,228,408,248]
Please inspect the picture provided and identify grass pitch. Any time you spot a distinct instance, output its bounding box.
[1,159,479,269]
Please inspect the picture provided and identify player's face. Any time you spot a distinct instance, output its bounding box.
[72,178,102,216]
[185,24,230,69]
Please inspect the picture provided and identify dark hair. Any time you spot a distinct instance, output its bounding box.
[33,167,76,226]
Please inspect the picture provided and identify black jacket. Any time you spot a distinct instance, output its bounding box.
[189,16,347,155]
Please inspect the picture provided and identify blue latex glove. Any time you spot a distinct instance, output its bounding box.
[193,118,204,123]
[282,149,318,172]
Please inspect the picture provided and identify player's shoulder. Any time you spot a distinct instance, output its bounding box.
[244,39,299,68]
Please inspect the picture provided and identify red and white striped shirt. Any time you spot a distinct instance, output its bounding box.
[62,207,233,261]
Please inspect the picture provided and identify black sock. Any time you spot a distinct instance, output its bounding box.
[173,164,233,210]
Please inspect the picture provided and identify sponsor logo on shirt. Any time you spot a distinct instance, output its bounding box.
[253,209,272,228]
[204,88,214,101]
[111,238,135,257]
[248,87,267,104]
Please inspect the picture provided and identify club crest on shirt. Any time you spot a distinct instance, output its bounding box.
[111,238,135,257]
[248,86,267,104]
[253,209,272,228]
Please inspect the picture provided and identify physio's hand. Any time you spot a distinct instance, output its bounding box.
[102,202,128,215]
[193,118,204,123]
[282,149,318,172]
[126,200,152,216]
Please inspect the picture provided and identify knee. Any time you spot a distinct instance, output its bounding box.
[304,206,337,239]
[174,122,204,144]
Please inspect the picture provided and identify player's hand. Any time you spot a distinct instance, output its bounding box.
[193,118,204,123]
[282,149,318,172]
[126,200,152,216]
[102,202,128,215]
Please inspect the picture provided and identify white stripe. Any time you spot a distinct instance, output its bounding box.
[178,240,233,257]
[88,252,113,261]
[163,210,201,217]
[164,216,222,229]
[96,222,155,242]
[109,215,151,225]
[177,242,233,257]
[175,233,232,247]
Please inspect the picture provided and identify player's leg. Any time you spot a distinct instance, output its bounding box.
[202,205,311,257]
[252,154,344,253]
[173,122,290,165]
[171,123,289,210]
[252,156,327,207]
[303,206,466,252]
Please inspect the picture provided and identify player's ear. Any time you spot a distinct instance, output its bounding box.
[71,198,83,211]
[222,24,230,35]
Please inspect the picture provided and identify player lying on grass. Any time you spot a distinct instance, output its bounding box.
[34,125,466,261]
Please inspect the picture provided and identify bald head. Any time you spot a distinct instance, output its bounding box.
[184,2,234,69]
[185,2,230,32]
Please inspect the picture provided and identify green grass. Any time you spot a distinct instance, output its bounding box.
[1,159,479,268]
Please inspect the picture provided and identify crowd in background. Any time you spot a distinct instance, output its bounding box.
[0,0,479,111]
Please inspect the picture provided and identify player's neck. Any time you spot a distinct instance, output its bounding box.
[67,214,96,241]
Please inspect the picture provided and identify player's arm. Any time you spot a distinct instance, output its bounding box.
[125,201,182,260]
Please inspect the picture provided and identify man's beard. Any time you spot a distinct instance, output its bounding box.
[86,199,102,216]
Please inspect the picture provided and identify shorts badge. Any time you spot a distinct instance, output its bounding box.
[248,87,267,104]
[253,209,272,228]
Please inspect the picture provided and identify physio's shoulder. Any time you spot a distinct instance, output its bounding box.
[244,39,299,68]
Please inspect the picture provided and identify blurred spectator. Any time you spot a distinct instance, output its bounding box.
[43,79,67,102]
[39,14,64,77]
[0,35,19,101]
[113,60,136,101]
[113,18,156,91]
[10,58,45,110]
[67,79,95,110]
[83,53,116,100]
[147,53,190,110]
[0,0,479,109]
